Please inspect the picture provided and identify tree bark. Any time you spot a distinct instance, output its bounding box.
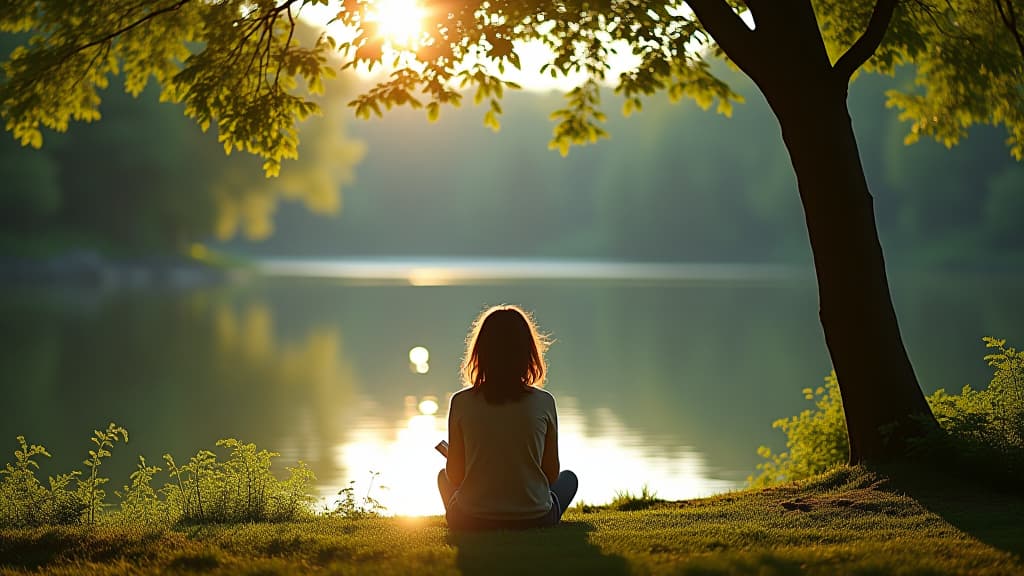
[686,0,939,463]
[760,73,938,463]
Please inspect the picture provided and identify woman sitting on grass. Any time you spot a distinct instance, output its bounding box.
[438,305,578,530]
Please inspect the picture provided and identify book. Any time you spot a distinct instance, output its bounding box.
[435,440,448,458]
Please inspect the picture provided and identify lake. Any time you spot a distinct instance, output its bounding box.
[1,259,1020,516]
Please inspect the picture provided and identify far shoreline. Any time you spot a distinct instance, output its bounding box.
[3,249,1023,290]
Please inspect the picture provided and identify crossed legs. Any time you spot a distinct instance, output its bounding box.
[436,469,578,518]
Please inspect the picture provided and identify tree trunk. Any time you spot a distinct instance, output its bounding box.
[762,77,938,463]
[685,0,938,464]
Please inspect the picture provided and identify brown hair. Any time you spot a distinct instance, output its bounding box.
[461,305,549,404]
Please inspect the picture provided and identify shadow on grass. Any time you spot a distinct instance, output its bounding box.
[880,461,1024,559]
[903,487,1024,558]
[0,528,69,569]
[447,520,628,576]
[0,527,169,570]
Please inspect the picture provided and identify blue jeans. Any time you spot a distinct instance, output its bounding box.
[437,469,579,530]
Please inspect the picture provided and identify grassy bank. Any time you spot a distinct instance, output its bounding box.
[1,466,1021,575]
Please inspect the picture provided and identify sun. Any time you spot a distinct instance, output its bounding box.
[366,0,427,48]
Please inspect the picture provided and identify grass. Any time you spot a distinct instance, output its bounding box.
[606,484,662,511]
[1,466,1021,575]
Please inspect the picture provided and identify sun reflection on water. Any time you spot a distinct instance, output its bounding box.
[418,397,439,416]
[324,394,738,517]
[329,407,446,517]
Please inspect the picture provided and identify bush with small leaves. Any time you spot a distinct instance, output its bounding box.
[750,372,848,487]
[920,337,1024,482]
[162,439,317,524]
[0,436,60,527]
[1,425,319,529]
[751,337,1024,487]
[112,456,166,527]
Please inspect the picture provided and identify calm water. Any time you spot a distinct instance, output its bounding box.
[1,260,1020,516]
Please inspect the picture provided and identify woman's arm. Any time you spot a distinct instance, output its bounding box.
[446,400,466,487]
[541,410,560,486]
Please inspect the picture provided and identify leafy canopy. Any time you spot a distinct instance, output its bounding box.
[1,0,335,176]
[1,0,1022,171]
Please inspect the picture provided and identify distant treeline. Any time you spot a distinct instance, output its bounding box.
[231,66,1024,267]
[1,39,1021,265]
[0,28,363,256]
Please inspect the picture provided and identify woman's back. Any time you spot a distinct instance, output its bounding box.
[449,387,556,520]
[438,304,576,530]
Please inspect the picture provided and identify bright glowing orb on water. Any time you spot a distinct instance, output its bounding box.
[408,346,429,365]
[409,346,430,373]
[366,0,426,47]
[418,398,439,415]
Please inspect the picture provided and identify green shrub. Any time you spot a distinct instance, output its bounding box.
[0,436,84,527]
[750,337,1024,487]
[749,372,848,487]
[0,424,127,528]
[0,426,318,529]
[979,336,1024,448]
[922,337,1024,480]
[162,439,317,524]
[112,456,168,527]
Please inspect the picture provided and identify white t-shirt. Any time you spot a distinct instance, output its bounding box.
[448,386,557,520]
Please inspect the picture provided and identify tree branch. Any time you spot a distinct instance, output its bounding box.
[685,0,760,76]
[274,3,296,89]
[63,0,193,60]
[833,0,898,83]
[739,0,767,24]
[993,0,1024,64]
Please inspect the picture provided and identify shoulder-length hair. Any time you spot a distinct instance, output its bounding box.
[461,305,549,404]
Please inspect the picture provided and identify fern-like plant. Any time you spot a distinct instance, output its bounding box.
[982,337,1024,449]
[0,436,53,528]
[77,423,128,524]
[2,426,319,529]
[114,456,164,526]
[0,436,86,528]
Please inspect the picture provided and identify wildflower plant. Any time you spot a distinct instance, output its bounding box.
[330,471,387,519]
